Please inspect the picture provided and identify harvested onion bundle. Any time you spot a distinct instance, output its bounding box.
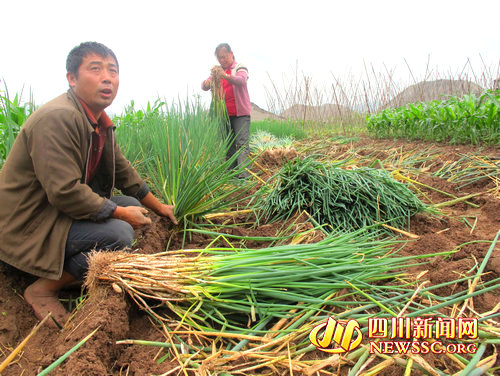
[86,229,418,324]
[256,156,426,233]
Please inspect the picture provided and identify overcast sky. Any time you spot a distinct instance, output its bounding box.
[1,0,499,115]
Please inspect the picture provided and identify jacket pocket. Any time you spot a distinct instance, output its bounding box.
[22,207,46,237]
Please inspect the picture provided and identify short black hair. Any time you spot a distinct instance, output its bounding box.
[215,43,232,56]
[66,42,119,77]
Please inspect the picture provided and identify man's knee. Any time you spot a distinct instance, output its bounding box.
[65,221,133,281]
[107,219,134,249]
[111,195,141,207]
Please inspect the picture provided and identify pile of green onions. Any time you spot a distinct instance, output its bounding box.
[256,156,427,233]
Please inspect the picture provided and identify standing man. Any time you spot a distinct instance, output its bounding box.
[202,43,251,177]
[0,42,177,327]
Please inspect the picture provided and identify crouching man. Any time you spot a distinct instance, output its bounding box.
[0,41,177,327]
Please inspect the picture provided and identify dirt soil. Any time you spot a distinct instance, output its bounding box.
[0,137,498,376]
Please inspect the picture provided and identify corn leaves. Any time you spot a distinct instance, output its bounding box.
[367,90,499,145]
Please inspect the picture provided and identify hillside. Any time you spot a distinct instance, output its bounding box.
[385,79,484,108]
[279,103,355,122]
[250,102,281,121]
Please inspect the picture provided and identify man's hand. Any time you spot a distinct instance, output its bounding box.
[211,66,226,80]
[113,206,152,229]
[140,192,178,225]
[202,78,212,90]
[155,204,178,225]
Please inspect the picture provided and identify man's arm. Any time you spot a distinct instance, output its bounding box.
[140,192,177,224]
[226,68,248,86]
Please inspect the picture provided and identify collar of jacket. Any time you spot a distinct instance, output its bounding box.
[66,89,116,131]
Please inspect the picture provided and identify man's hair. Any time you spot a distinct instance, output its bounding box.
[215,43,232,56]
[66,42,119,77]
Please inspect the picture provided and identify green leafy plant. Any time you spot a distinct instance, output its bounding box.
[113,99,165,174]
[249,130,295,152]
[0,82,36,167]
[366,90,500,145]
[250,120,308,140]
[116,98,252,223]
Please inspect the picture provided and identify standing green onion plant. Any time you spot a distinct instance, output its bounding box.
[116,98,252,223]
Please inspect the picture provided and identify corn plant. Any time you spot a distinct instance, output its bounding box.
[366,90,500,145]
[0,83,36,167]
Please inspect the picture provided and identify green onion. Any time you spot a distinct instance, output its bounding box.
[255,156,426,233]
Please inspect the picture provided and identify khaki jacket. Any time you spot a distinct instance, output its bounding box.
[0,90,146,279]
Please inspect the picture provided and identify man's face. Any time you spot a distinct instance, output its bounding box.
[216,48,234,70]
[67,53,119,118]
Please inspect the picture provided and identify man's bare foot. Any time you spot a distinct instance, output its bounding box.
[24,274,75,328]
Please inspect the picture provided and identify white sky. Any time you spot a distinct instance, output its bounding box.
[1,0,499,115]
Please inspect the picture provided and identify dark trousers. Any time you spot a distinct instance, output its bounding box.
[227,115,250,173]
[64,195,139,281]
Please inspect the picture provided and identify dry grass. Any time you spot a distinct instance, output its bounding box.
[264,57,500,135]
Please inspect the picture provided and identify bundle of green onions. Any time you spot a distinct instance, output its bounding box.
[256,156,427,233]
[86,229,427,327]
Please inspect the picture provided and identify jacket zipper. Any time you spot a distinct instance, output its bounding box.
[83,133,92,184]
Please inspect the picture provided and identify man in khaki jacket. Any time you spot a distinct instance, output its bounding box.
[0,42,177,327]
